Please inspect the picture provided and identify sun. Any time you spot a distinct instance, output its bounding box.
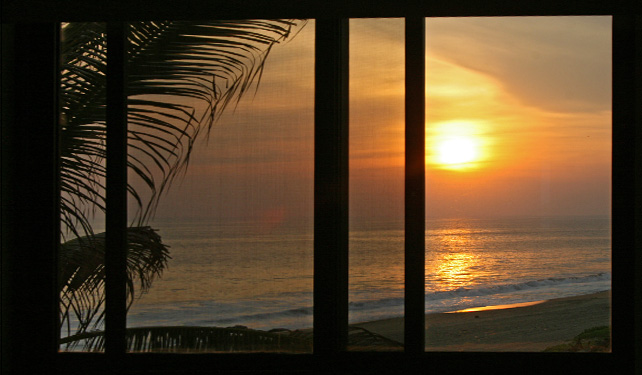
[427,121,487,171]
[437,136,479,165]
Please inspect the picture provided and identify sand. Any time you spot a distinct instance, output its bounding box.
[352,291,611,352]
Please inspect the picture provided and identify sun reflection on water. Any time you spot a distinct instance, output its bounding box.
[437,253,476,288]
[434,251,480,289]
[427,225,487,291]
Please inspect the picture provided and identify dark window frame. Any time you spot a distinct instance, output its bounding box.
[2,1,639,374]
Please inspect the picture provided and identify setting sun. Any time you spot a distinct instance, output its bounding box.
[436,136,479,166]
[427,121,488,170]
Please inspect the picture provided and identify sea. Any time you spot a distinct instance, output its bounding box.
[126,215,611,331]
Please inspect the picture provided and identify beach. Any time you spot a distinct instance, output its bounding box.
[352,290,610,352]
[119,215,611,354]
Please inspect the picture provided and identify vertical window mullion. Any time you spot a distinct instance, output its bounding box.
[314,18,350,355]
[105,21,128,357]
[404,16,426,354]
[611,14,639,360]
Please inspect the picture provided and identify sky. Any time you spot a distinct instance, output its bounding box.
[142,17,612,227]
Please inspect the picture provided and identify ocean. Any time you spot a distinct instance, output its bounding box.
[126,215,611,331]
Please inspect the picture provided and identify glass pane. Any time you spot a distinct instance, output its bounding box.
[348,18,405,351]
[124,20,314,353]
[424,16,612,352]
[58,22,107,352]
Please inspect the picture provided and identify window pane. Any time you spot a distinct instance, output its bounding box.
[122,20,314,353]
[348,18,405,351]
[424,16,612,352]
[58,22,107,352]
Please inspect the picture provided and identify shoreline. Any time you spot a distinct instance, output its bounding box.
[69,291,610,352]
[352,290,610,351]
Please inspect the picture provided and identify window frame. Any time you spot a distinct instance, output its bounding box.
[1,1,639,374]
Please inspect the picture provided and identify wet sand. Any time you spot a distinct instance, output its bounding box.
[352,291,611,351]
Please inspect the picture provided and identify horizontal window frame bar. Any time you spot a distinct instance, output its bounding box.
[55,351,620,373]
[3,0,632,22]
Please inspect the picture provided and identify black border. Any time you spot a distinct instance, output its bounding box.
[2,1,640,374]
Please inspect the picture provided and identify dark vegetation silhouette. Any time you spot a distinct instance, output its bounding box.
[59,20,305,351]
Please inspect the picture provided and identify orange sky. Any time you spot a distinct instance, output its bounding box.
[148,17,612,224]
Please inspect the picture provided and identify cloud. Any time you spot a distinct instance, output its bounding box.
[426,16,611,114]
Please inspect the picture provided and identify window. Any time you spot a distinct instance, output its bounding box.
[56,20,316,353]
[422,17,612,352]
[348,18,405,351]
[2,1,639,374]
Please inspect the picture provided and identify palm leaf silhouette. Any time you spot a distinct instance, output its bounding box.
[60,326,313,353]
[59,20,303,339]
[59,227,170,336]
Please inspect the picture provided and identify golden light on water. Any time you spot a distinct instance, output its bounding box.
[430,227,481,289]
[435,251,479,288]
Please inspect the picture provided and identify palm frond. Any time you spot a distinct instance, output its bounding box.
[59,227,170,337]
[60,326,313,353]
[58,19,305,342]
[59,325,405,352]
[59,20,303,238]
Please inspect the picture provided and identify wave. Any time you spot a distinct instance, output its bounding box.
[425,272,611,302]
[346,273,612,325]
[277,273,604,320]
[348,272,610,311]
[133,272,611,330]
[196,306,314,327]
